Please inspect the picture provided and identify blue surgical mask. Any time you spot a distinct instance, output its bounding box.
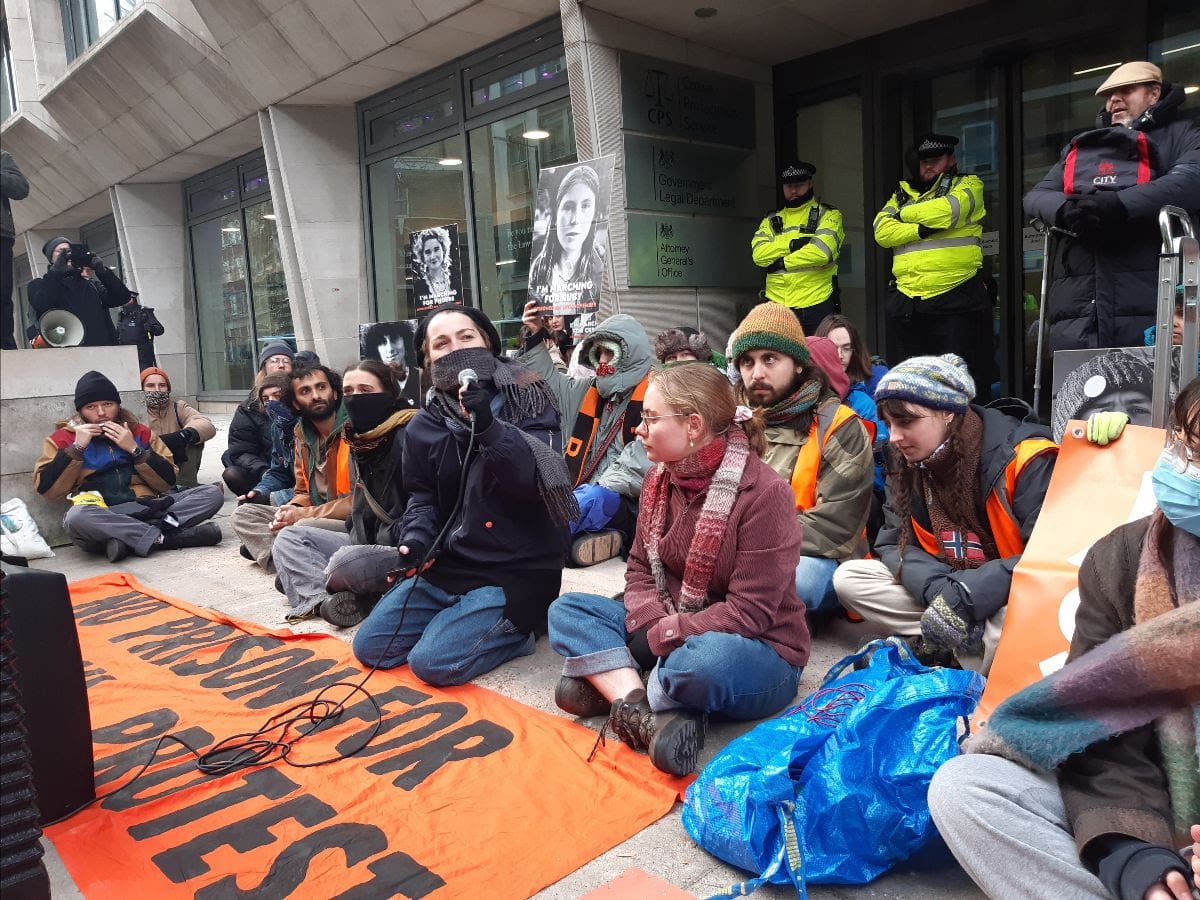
[1151,448,1200,538]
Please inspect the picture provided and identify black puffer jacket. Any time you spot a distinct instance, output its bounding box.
[393,388,569,633]
[220,393,273,478]
[1024,83,1200,351]
[27,266,130,346]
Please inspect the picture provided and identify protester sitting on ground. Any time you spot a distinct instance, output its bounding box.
[139,367,215,488]
[34,370,223,561]
[521,300,655,566]
[221,342,295,495]
[731,302,875,615]
[833,354,1058,672]
[231,364,351,574]
[237,373,299,507]
[547,363,808,776]
[929,375,1200,900]
[353,303,573,685]
[814,313,890,435]
[271,360,415,627]
[653,326,727,370]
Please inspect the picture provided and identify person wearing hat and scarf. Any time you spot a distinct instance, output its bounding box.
[929,376,1200,900]
[833,353,1058,672]
[547,363,808,776]
[729,302,875,616]
[353,303,574,685]
[139,367,215,488]
[33,370,223,561]
[272,359,415,627]
[873,133,992,389]
[221,342,295,496]
[1026,61,1200,352]
[752,161,845,335]
[27,237,132,346]
[521,301,656,566]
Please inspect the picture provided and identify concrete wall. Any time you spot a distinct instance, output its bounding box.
[561,0,774,348]
[0,346,144,547]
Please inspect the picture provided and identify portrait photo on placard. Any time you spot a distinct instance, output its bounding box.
[527,156,614,318]
[359,320,422,409]
[409,224,462,313]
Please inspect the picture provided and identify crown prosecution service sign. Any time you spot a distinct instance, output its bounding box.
[620,54,755,148]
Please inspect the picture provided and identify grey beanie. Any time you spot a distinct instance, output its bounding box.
[257,342,295,370]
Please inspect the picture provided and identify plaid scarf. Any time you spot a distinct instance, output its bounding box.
[639,428,750,612]
[966,512,1200,838]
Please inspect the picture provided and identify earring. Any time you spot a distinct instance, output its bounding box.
[689,439,695,448]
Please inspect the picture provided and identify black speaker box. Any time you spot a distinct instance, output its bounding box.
[1,565,95,824]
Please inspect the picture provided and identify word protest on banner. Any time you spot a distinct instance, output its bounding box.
[528,156,615,318]
[977,423,1164,723]
[49,574,683,899]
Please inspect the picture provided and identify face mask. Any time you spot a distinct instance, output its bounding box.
[344,392,399,433]
[264,398,295,425]
[1151,448,1200,538]
[144,390,170,410]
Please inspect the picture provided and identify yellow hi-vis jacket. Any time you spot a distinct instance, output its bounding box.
[873,172,985,299]
[751,197,844,310]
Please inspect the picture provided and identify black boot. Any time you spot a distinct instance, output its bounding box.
[319,591,372,628]
[161,523,222,551]
[554,676,610,718]
[105,538,131,563]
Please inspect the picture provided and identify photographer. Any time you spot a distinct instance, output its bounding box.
[27,237,132,346]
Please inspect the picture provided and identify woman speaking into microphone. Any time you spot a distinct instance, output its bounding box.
[353,303,575,686]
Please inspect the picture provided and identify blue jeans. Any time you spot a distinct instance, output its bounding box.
[548,592,801,720]
[795,556,840,611]
[353,578,534,687]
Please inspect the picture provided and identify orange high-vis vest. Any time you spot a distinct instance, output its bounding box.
[564,374,651,487]
[789,402,876,511]
[912,437,1058,559]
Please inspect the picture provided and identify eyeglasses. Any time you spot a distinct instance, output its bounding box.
[1165,429,1198,473]
[638,412,689,427]
[266,356,291,365]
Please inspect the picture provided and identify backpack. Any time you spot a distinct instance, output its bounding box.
[1062,127,1156,195]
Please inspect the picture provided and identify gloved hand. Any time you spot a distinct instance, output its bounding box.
[765,258,786,274]
[917,224,939,239]
[1060,192,1127,239]
[625,627,658,670]
[459,384,493,430]
[391,538,432,580]
[89,253,107,272]
[769,215,784,234]
[179,427,200,445]
[157,430,190,458]
[788,236,812,252]
[920,593,985,655]
[1086,411,1130,446]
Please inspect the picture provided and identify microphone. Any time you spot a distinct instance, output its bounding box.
[458,368,478,389]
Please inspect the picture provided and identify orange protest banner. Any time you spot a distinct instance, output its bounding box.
[976,422,1165,723]
[47,573,684,899]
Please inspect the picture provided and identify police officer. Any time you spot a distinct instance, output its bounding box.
[752,161,844,334]
[874,133,992,389]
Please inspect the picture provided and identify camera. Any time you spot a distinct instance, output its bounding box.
[66,243,93,269]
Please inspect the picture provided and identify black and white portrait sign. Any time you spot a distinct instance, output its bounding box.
[408,224,462,313]
[527,156,614,317]
[359,319,422,409]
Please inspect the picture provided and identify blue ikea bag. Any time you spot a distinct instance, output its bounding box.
[681,638,984,898]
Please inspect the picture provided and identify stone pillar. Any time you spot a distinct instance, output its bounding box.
[110,183,195,395]
[260,104,367,370]
[4,0,68,113]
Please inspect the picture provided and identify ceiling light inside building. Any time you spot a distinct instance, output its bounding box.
[261,213,276,220]
[438,157,463,166]
[495,259,516,266]
[522,129,550,140]
[1185,85,1199,94]
[1162,42,1199,56]
[1073,62,1122,75]
[222,227,240,233]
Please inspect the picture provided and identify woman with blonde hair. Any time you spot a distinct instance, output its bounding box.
[547,363,809,776]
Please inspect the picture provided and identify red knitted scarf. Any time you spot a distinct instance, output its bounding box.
[639,427,750,612]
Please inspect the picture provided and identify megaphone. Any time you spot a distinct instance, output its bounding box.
[38,310,86,347]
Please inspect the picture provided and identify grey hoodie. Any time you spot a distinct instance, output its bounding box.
[519,314,655,498]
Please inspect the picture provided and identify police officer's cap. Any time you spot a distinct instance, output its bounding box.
[913,133,959,160]
[779,161,816,184]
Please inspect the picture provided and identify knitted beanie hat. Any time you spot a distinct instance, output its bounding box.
[653,327,713,364]
[729,301,811,366]
[413,302,502,368]
[139,366,170,390]
[74,370,121,410]
[805,336,849,399]
[42,236,71,261]
[257,341,295,370]
[874,353,976,413]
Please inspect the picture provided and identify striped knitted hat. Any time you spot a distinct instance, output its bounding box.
[729,302,811,366]
[874,353,976,413]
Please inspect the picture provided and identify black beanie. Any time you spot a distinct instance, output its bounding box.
[413,303,502,368]
[74,370,121,410]
[43,236,72,261]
